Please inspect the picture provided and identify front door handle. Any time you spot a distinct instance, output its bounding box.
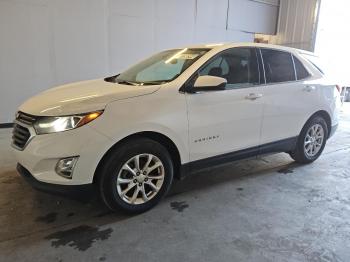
[245,93,263,100]
[303,85,316,92]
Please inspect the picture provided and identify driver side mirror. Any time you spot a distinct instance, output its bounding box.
[192,75,227,92]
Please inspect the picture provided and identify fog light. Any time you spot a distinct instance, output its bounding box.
[55,157,79,179]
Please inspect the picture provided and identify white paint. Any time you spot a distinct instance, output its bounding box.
[193,75,227,88]
[187,83,264,160]
[1,0,279,123]
[18,79,160,116]
[13,43,339,185]
[228,0,279,34]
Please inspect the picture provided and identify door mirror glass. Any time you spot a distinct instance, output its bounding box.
[193,75,227,91]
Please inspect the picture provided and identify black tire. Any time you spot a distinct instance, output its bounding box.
[290,116,328,164]
[97,137,174,213]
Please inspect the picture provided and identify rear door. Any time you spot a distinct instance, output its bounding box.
[259,48,315,145]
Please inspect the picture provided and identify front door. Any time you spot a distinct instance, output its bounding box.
[186,47,264,162]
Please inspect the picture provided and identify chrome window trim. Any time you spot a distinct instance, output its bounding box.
[258,48,267,85]
[256,77,314,88]
[291,53,298,81]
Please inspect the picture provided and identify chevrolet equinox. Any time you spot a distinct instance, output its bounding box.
[12,43,340,213]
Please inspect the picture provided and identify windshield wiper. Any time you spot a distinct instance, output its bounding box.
[141,74,179,85]
[116,80,139,86]
[109,77,170,86]
[141,80,169,85]
[104,74,119,83]
[104,75,139,86]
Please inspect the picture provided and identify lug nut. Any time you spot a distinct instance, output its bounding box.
[136,172,140,176]
[139,183,142,186]
[144,178,148,182]
[143,171,147,175]
[133,179,137,183]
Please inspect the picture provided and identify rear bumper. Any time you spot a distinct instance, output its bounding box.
[17,163,95,197]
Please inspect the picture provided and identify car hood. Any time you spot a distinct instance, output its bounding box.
[18,79,161,116]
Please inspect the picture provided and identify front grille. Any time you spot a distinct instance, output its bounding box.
[12,124,31,149]
[12,112,37,150]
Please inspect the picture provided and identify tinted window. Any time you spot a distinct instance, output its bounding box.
[293,56,310,80]
[199,48,260,89]
[200,56,229,76]
[261,49,296,83]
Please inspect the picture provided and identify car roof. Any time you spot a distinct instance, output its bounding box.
[182,42,315,56]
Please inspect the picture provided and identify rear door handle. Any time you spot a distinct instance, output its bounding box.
[245,93,263,100]
[303,85,316,92]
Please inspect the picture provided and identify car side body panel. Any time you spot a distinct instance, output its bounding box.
[186,86,264,162]
[89,85,190,165]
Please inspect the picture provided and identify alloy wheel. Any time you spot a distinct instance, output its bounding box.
[304,123,324,158]
[116,154,165,205]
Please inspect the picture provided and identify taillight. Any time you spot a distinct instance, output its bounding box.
[336,85,341,93]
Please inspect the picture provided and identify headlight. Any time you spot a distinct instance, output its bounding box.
[33,111,103,134]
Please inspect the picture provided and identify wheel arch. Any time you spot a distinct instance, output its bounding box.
[93,131,183,184]
[305,110,332,138]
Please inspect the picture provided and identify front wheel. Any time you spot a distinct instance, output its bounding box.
[98,138,174,213]
[290,116,328,164]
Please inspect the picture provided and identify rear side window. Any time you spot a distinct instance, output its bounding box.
[301,54,325,75]
[293,56,310,80]
[261,49,296,83]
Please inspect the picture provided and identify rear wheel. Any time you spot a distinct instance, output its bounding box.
[290,116,328,164]
[98,138,174,213]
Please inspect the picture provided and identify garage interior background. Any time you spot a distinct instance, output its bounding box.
[0,0,320,124]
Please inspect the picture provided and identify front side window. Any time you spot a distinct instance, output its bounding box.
[261,49,296,83]
[199,48,260,89]
[116,48,209,85]
[293,56,311,80]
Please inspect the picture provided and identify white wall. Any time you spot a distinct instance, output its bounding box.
[260,0,320,51]
[0,0,279,123]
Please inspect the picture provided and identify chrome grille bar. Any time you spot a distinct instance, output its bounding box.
[12,112,38,150]
[16,112,37,125]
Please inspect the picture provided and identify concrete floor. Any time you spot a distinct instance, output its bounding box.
[0,104,349,262]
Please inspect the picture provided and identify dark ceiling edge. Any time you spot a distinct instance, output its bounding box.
[0,123,14,129]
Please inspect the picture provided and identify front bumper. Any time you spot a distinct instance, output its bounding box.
[12,124,112,185]
[17,163,95,197]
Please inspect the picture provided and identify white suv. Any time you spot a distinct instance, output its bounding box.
[12,43,340,213]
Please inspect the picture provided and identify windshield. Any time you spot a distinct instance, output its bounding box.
[112,48,210,85]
